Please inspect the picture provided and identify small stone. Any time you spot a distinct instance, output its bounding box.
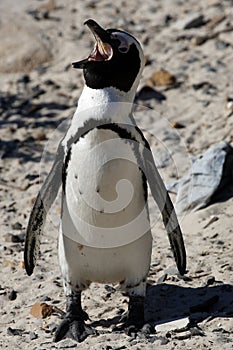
[34,130,47,141]
[48,323,58,333]
[55,339,78,348]
[183,14,206,29]
[2,260,17,268]
[7,327,24,336]
[11,222,23,230]
[4,233,23,243]
[7,289,17,301]
[171,121,185,129]
[30,302,53,319]
[203,216,219,228]
[155,317,190,332]
[226,97,233,111]
[40,295,52,302]
[191,36,208,46]
[215,40,230,50]
[190,327,205,336]
[148,69,176,86]
[206,276,215,286]
[136,85,166,102]
[104,285,116,293]
[19,261,25,269]
[174,13,206,30]
[157,274,168,284]
[30,332,38,340]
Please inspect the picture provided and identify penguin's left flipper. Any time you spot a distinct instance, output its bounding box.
[136,133,186,275]
[24,141,65,276]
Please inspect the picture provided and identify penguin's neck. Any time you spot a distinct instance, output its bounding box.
[75,85,136,123]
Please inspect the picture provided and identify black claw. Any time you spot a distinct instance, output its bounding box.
[113,295,152,337]
[54,317,96,343]
[54,291,96,343]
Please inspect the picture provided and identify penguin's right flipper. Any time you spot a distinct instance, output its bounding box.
[24,142,65,276]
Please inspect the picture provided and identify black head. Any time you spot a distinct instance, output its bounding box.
[72,19,144,92]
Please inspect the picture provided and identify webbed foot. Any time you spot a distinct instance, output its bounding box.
[54,291,97,343]
[114,295,153,337]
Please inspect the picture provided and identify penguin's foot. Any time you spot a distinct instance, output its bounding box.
[54,315,96,342]
[54,292,97,343]
[114,295,153,337]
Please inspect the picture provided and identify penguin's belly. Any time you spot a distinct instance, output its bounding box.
[60,128,152,284]
[64,128,150,248]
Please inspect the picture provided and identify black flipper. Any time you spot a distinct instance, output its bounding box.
[24,141,64,276]
[136,133,186,275]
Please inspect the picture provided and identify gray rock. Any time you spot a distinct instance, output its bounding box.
[173,13,206,30]
[29,332,38,340]
[55,339,77,348]
[155,317,190,332]
[167,142,233,214]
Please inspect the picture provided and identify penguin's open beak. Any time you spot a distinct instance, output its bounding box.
[72,19,113,69]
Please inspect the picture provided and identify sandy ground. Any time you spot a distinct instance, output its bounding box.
[0,0,233,349]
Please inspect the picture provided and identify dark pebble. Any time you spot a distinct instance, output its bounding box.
[7,327,24,336]
[40,296,52,302]
[8,289,17,301]
[11,222,23,230]
[157,274,168,284]
[202,64,217,73]
[30,332,38,340]
[104,285,116,293]
[160,336,169,345]
[184,15,206,29]
[25,174,40,181]
[4,233,24,243]
[206,276,215,285]
[135,86,166,102]
[215,40,230,50]
[49,323,58,333]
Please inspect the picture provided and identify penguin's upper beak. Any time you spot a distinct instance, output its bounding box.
[72,19,113,69]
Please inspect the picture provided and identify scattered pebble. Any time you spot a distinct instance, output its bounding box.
[157,274,168,284]
[30,331,38,340]
[136,85,166,102]
[30,302,53,319]
[183,14,206,29]
[7,327,24,336]
[147,69,176,87]
[55,339,78,348]
[206,276,215,285]
[155,317,190,333]
[11,222,23,230]
[203,216,219,228]
[7,289,17,301]
[4,233,25,243]
[171,121,185,129]
[215,40,230,50]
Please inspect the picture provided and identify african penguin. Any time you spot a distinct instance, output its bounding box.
[24,19,186,343]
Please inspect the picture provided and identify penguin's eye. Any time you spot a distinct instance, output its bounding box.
[111,33,130,54]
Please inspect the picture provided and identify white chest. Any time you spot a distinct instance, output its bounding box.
[63,127,150,248]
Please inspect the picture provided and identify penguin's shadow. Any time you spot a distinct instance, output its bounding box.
[91,282,233,328]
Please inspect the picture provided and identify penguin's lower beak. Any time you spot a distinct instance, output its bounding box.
[72,19,113,69]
